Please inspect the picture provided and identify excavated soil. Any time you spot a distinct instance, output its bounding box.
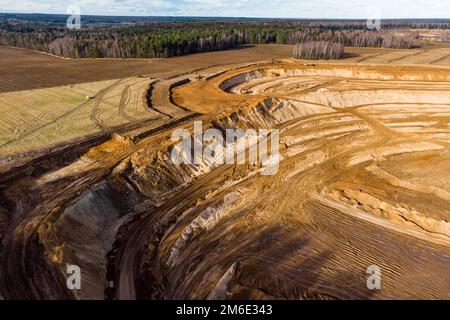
[0,61,449,300]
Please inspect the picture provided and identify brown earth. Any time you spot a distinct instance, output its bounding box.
[0,45,293,93]
[1,57,449,300]
[2,42,450,95]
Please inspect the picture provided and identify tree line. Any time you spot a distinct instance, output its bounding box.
[0,19,420,59]
[294,41,345,60]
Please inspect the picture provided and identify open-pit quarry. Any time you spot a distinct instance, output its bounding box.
[0,60,449,300]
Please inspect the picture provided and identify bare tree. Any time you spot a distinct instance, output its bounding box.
[294,41,345,60]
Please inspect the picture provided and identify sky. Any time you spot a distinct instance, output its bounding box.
[0,0,449,19]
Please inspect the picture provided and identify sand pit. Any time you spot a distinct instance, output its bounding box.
[1,61,450,300]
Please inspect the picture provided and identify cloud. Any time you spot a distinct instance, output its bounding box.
[0,0,449,18]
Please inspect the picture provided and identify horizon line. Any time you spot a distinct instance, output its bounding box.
[1,12,450,21]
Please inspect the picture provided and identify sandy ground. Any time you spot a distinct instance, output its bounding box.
[1,57,449,300]
[3,42,450,157]
[2,42,450,93]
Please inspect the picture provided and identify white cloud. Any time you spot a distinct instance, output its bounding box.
[0,0,449,18]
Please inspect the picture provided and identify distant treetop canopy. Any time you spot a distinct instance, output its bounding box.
[0,16,434,59]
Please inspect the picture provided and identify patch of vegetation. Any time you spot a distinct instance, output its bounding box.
[293,41,345,60]
[1,15,443,58]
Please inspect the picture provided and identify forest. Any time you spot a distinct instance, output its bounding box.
[0,14,448,59]
[293,41,345,60]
